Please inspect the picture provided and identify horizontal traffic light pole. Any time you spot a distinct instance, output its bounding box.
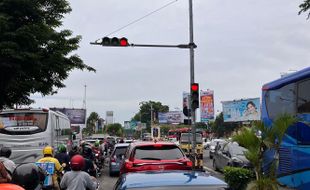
[90,42,197,49]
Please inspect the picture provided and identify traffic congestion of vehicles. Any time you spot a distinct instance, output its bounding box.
[0,108,229,189]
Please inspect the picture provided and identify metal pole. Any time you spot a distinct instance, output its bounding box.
[189,0,196,168]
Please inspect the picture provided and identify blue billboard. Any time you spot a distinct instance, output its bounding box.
[222,98,260,122]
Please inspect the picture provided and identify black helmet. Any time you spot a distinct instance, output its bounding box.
[0,147,12,158]
[12,163,46,190]
[82,145,92,157]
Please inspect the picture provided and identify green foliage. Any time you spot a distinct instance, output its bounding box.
[106,123,123,137]
[86,112,99,135]
[0,0,95,109]
[132,101,169,130]
[211,112,239,137]
[233,114,296,190]
[299,0,310,19]
[223,166,255,190]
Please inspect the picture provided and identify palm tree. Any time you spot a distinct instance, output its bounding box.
[233,114,296,190]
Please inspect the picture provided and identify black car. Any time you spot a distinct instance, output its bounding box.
[213,142,251,171]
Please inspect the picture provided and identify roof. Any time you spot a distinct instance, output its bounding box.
[119,170,227,189]
[115,143,130,148]
[131,141,177,147]
[262,66,310,90]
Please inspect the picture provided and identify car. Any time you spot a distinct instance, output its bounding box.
[120,141,192,174]
[109,143,130,176]
[213,142,251,171]
[209,139,226,159]
[114,170,228,190]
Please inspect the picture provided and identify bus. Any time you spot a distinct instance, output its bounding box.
[262,66,310,189]
[0,108,71,164]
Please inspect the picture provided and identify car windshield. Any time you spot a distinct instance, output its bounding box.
[134,145,184,160]
[129,187,226,190]
[114,147,128,157]
[230,146,246,156]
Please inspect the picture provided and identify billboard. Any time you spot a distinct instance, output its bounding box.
[124,121,130,129]
[50,108,86,124]
[183,92,190,117]
[200,90,214,122]
[222,98,261,122]
[158,111,183,124]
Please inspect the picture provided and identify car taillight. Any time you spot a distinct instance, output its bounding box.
[111,155,116,163]
[186,161,193,167]
[125,161,133,168]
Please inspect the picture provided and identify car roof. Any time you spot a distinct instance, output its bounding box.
[119,170,227,189]
[131,141,177,147]
[115,143,130,148]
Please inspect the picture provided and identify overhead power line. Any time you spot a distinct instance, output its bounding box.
[104,0,179,37]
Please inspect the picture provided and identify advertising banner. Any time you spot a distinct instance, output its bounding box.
[50,108,86,124]
[124,121,130,129]
[183,92,190,117]
[200,90,214,122]
[158,111,183,124]
[222,98,261,122]
[158,112,168,124]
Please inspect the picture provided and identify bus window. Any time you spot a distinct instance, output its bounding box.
[265,83,296,120]
[297,79,310,113]
[0,113,48,135]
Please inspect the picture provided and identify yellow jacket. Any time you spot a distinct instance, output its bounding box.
[37,156,63,184]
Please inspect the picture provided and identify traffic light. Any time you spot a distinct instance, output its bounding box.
[101,37,129,47]
[191,83,199,110]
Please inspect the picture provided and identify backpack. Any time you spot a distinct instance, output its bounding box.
[35,162,55,188]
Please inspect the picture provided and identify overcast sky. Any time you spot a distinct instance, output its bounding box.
[31,0,310,123]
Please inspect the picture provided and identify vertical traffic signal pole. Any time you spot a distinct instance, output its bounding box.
[189,0,196,169]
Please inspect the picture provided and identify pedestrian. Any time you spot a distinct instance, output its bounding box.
[60,155,97,190]
[0,147,16,176]
[37,146,63,190]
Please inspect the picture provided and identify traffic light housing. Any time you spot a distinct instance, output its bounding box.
[101,37,129,47]
[191,83,199,110]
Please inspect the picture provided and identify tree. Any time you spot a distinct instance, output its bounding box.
[86,112,99,135]
[299,0,310,19]
[233,114,296,190]
[106,123,123,137]
[211,112,239,137]
[0,0,95,109]
[132,101,169,131]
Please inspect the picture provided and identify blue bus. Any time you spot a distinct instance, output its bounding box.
[261,67,310,190]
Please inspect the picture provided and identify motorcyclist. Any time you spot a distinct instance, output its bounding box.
[0,147,16,176]
[37,146,63,190]
[11,163,46,190]
[60,155,97,190]
[0,162,11,183]
[81,146,96,177]
[69,145,79,159]
[55,144,70,172]
[92,140,104,171]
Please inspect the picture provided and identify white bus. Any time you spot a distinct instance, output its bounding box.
[0,108,71,164]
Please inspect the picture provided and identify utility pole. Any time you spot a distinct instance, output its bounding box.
[189,0,197,168]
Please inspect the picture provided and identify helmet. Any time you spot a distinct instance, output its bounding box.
[12,163,45,190]
[0,147,12,158]
[43,146,53,156]
[58,144,66,153]
[0,184,25,190]
[82,145,92,157]
[94,140,100,147]
[70,155,85,171]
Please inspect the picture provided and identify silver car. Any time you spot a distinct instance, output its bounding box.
[213,142,251,171]
[109,143,129,176]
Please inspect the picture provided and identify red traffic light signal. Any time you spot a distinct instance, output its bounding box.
[191,83,199,110]
[191,83,199,92]
[101,37,129,47]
